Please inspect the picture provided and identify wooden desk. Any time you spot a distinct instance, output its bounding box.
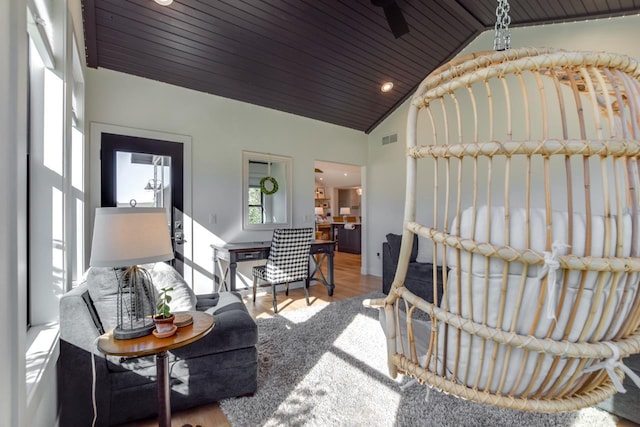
[97,311,214,427]
[211,240,336,295]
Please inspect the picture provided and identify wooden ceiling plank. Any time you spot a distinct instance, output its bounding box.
[94,3,398,99]
[293,0,446,69]
[238,0,431,81]
[397,1,474,47]
[93,12,396,113]
[534,0,566,18]
[324,0,458,62]
[187,0,419,87]
[507,0,541,22]
[456,0,496,27]
[82,0,99,67]
[96,30,392,121]
[172,0,422,93]
[559,1,582,15]
[579,0,600,12]
[395,4,475,57]
[448,1,487,30]
[606,0,622,9]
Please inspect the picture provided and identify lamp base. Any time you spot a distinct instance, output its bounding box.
[114,265,157,340]
[114,323,156,340]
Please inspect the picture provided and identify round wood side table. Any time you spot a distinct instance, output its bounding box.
[97,311,214,427]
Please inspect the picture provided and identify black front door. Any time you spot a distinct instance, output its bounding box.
[100,133,185,273]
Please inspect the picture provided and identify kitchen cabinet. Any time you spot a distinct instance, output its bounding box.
[336,224,361,254]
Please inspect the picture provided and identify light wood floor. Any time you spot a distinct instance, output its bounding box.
[119,251,379,427]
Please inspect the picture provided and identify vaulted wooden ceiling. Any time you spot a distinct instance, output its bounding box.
[82,0,640,133]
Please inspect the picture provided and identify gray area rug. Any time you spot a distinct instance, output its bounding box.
[220,293,620,426]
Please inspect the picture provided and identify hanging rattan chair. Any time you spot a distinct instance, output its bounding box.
[367,47,640,412]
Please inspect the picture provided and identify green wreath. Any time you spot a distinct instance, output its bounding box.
[260,176,279,195]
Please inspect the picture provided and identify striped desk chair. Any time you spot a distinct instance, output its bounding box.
[252,228,314,313]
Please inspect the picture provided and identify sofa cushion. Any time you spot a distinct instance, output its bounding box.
[405,262,443,305]
[172,292,258,359]
[86,262,196,331]
[386,233,418,263]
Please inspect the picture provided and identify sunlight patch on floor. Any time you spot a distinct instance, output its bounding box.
[260,312,402,425]
[277,303,328,324]
[266,351,401,426]
[571,408,618,426]
[332,313,390,376]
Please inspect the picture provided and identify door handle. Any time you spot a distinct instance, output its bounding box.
[172,231,186,245]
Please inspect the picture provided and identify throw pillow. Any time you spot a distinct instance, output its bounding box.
[147,262,197,312]
[385,233,402,263]
[86,266,122,332]
[86,262,197,332]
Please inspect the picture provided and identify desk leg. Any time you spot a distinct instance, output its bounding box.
[215,258,230,292]
[156,351,171,427]
[327,250,335,296]
[213,248,219,292]
[229,261,237,292]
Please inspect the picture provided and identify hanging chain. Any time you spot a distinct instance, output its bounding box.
[493,0,511,51]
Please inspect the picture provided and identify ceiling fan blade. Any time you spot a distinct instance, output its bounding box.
[383,3,409,38]
[372,0,409,39]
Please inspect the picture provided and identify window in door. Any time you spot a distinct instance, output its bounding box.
[115,152,172,209]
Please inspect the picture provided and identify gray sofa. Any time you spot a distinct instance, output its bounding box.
[382,233,443,304]
[58,263,258,426]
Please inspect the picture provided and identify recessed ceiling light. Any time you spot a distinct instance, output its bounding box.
[381,81,394,92]
[344,173,348,176]
[154,0,173,5]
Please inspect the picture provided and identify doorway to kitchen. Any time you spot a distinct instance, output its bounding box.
[313,160,365,274]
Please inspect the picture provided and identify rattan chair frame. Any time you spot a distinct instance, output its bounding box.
[371,47,640,412]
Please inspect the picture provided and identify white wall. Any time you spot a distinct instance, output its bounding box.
[85,69,367,292]
[1,2,28,426]
[365,14,640,277]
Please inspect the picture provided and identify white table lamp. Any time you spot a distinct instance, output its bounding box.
[339,207,351,221]
[90,207,174,339]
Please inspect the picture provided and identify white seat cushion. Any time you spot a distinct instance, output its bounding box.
[432,206,640,394]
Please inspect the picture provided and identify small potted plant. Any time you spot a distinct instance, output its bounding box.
[153,286,176,338]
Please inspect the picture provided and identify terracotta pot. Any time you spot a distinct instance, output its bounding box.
[153,313,175,334]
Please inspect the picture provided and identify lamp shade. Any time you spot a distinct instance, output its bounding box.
[315,207,324,215]
[90,207,174,267]
[339,207,351,215]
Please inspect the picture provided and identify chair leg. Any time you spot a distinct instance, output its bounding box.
[272,282,278,313]
[285,282,289,296]
[252,276,257,303]
[304,278,310,305]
